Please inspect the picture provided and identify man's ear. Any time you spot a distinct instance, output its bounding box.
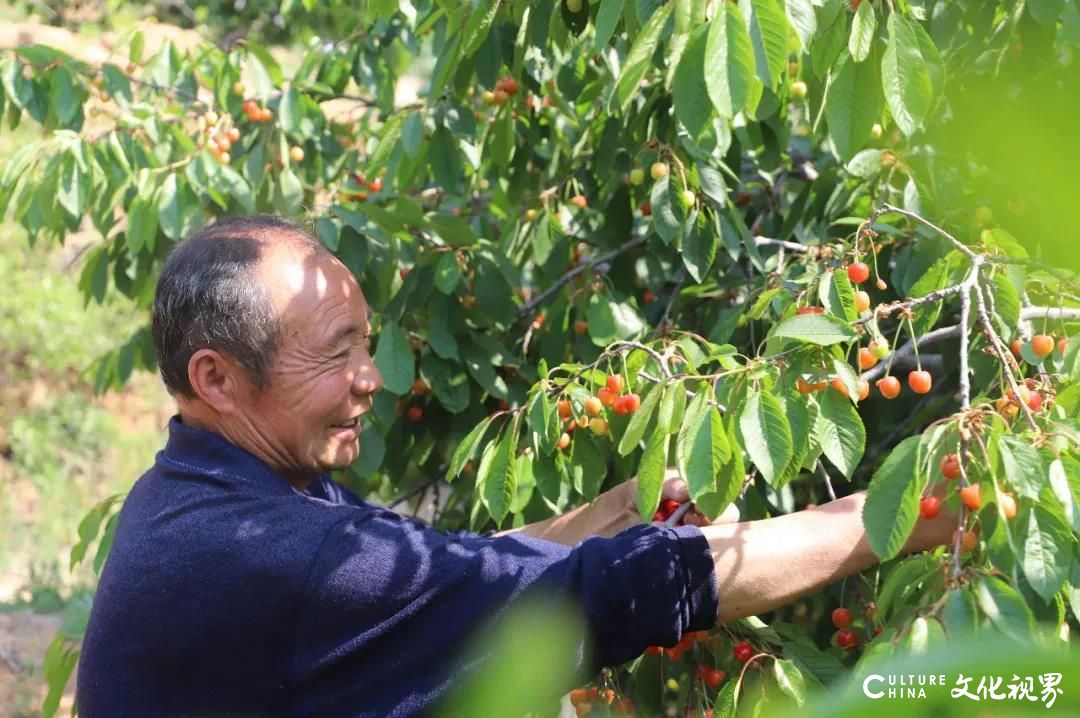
[187,349,245,414]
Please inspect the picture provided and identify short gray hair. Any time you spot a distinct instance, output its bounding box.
[151,215,328,398]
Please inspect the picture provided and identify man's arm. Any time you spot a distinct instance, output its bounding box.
[495,471,738,546]
[704,490,954,623]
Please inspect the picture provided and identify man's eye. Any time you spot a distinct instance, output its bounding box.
[334,350,350,360]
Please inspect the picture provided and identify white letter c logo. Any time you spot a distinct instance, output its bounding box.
[863,674,885,699]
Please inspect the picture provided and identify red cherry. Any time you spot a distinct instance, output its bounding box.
[623,393,641,413]
[832,607,852,629]
[960,484,982,511]
[908,370,932,394]
[846,262,870,284]
[940,453,962,480]
[1031,335,1054,358]
[606,374,624,393]
[876,376,901,399]
[836,629,858,650]
[407,406,424,422]
[733,641,753,663]
[920,496,941,519]
[705,668,725,690]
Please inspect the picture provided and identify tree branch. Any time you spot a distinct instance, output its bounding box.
[518,235,649,317]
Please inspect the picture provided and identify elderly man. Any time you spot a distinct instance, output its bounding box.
[76,216,953,717]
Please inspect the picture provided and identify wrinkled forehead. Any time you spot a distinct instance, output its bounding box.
[257,246,370,333]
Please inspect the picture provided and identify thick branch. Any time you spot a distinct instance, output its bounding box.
[518,235,649,316]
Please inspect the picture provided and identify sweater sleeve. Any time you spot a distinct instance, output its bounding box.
[292,505,716,713]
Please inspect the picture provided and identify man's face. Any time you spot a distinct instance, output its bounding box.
[237,246,383,485]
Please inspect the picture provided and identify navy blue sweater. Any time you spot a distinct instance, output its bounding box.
[76,416,718,717]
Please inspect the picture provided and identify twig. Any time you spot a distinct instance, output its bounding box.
[855,282,969,327]
[754,236,814,253]
[1020,307,1080,322]
[972,280,1040,432]
[518,235,649,316]
[387,479,439,509]
[860,325,963,382]
[816,460,837,502]
[609,340,674,379]
[878,203,980,262]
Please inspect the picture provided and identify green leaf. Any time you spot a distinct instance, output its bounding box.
[434,251,463,294]
[657,382,686,435]
[677,393,730,501]
[157,174,185,241]
[705,1,757,118]
[636,428,670,520]
[56,154,85,220]
[876,553,938,620]
[428,212,478,247]
[372,320,415,395]
[818,269,857,322]
[446,417,492,482]
[49,67,78,126]
[826,50,883,162]
[480,425,517,525]
[613,3,674,113]
[942,588,978,639]
[845,148,882,177]
[814,390,865,479]
[673,25,714,140]
[1017,489,1073,602]
[772,314,858,345]
[682,209,717,282]
[70,496,120,571]
[462,0,500,57]
[92,512,119,574]
[367,111,407,175]
[528,390,559,456]
[881,14,934,136]
[278,84,301,134]
[863,435,924,560]
[649,175,686,245]
[278,167,303,210]
[569,432,607,499]
[746,0,790,88]
[738,389,793,486]
[785,0,817,49]
[618,384,663,456]
[594,0,625,50]
[998,435,1044,499]
[974,576,1036,642]
[848,0,876,63]
[772,658,807,707]
[587,294,646,346]
[126,195,158,255]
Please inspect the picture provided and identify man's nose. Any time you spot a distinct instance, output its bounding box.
[352,359,383,395]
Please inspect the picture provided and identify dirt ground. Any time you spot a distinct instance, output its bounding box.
[0,611,71,718]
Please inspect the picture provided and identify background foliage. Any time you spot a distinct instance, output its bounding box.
[3,0,1080,715]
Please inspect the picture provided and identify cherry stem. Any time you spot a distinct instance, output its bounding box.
[906,315,922,371]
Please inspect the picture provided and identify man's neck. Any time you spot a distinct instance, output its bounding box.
[176,407,318,493]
